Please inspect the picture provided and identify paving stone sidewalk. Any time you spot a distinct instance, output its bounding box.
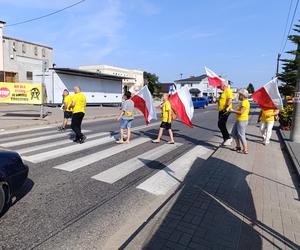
[124,124,300,250]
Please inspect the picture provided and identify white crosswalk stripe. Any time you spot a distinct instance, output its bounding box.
[0,125,56,135]
[136,145,213,195]
[54,137,150,172]
[91,143,182,183]
[22,135,115,163]
[1,130,90,148]
[17,132,110,155]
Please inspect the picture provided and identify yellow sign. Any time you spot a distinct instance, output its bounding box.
[0,82,45,105]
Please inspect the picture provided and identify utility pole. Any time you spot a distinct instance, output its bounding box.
[290,56,300,142]
[276,53,281,76]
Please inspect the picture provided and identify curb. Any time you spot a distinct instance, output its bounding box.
[278,129,300,179]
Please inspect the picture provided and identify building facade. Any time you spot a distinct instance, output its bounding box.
[175,75,220,97]
[0,20,53,83]
[79,64,144,94]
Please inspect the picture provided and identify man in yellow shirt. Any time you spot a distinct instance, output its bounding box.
[70,86,86,143]
[258,108,279,145]
[230,89,250,154]
[218,81,233,145]
[58,89,73,131]
[152,93,175,144]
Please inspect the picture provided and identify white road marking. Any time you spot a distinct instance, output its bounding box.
[22,136,115,163]
[0,125,56,135]
[0,129,90,143]
[92,143,182,183]
[136,145,213,195]
[54,137,150,172]
[18,132,110,155]
[1,130,90,148]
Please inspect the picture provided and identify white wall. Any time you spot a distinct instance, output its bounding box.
[34,70,122,104]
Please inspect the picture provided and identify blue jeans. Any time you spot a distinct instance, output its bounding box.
[120,119,133,129]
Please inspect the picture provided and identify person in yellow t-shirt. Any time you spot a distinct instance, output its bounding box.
[218,81,233,145]
[230,89,250,154]
[70,86,86,143]
[152,93,175,144]
[258,108,279,145]
[58,89,73,131]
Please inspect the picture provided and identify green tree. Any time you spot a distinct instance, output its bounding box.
[278,21,300,96]
[246,83,255,93]
[143,71,160,95]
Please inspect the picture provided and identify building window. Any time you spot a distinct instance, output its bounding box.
[26,71,33,80]
[42,48,46,57]
[34,46,38,56]
[12,42,17,52]
[22,43,26,53]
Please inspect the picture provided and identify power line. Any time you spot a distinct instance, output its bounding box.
[279,0,293,53]
[281,0,300,54]
[5,0,86,27]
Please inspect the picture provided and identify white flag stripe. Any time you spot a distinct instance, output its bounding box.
[54,137,150,172]
[91,143,182,183]
[1,130,90,148]
[177,86,194,120]
[136,146,212,195]
[22,136,115,163]
[264,78,283,109]
[135,86,157,122]
[18,132,110,155]
[204,66,225,81]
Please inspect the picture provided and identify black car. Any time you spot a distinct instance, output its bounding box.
[0,148,28,214]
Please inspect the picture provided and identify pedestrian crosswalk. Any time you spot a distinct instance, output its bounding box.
[0,124,214,196]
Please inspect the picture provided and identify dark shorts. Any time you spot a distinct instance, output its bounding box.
[64,111,73,119]
[160,122,172,130]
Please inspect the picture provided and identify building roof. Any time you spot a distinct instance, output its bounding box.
[175,74,207,82]
[50,68,134,81]
[3,36,53,50]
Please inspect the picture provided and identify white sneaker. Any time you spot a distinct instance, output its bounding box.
[223,138,232,146]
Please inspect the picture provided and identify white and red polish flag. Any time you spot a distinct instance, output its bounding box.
[252,78,283,110]
[205,67,225,88]
[169,86,194,128]
[131,86,157,125]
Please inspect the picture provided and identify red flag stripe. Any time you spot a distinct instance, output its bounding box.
[169,93,193,128]
[131,95,150,125]
[207,76,222,87]
[252,87,277,110]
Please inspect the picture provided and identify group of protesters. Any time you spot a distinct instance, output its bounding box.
[217,81,279,154]
[60,83,279,151]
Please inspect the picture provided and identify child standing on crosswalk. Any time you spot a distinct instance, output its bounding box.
[116,91,134,144]
[152,93,175,144]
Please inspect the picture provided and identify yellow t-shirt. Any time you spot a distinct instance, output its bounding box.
[236,99,250,121]
[218,88,233,111]
[261,109,275,122]
[162,100,171,123]
[72,92,86,113]
[64,95,73,112]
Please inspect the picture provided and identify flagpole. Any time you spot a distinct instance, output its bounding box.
[290,56,300,142]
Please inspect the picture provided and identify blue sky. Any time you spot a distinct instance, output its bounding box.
[0,0,298,88]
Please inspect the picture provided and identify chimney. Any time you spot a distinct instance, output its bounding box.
[0,21,5,72]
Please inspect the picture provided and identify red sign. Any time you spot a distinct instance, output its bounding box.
[0,87,10,98]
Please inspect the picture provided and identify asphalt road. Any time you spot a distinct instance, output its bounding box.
[0,105,230,250]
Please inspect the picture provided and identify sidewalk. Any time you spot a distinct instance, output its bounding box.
[123,124,300,249]
[0,104,134,131]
